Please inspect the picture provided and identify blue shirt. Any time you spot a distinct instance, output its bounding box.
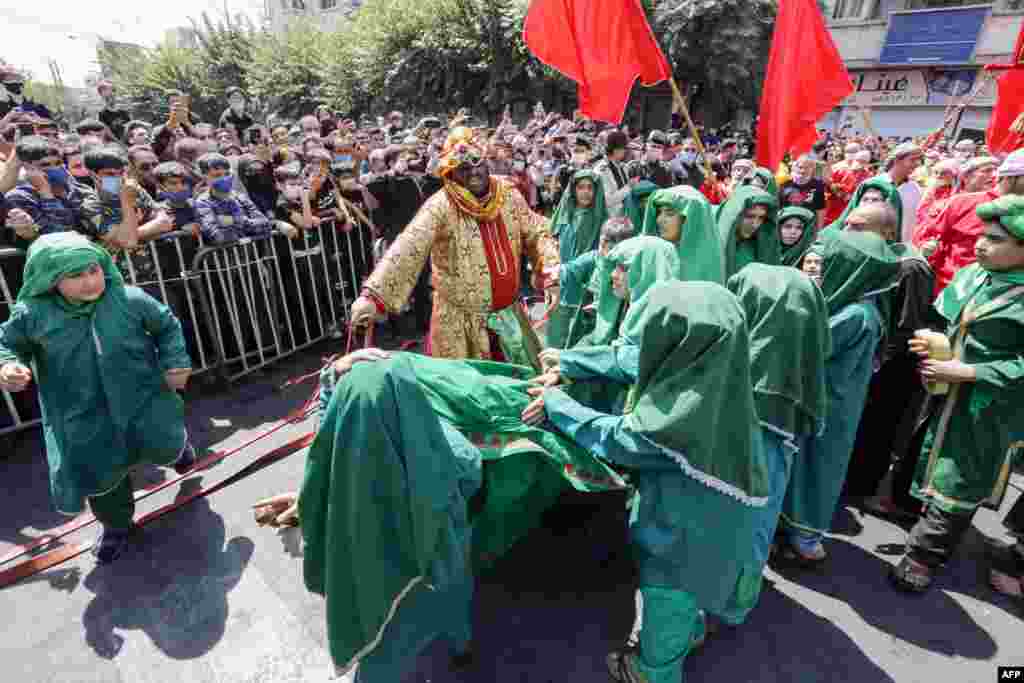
[193,190,271,244]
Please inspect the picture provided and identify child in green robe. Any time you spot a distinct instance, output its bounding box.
[0,233,193,564]
[891,195,1024,593]
[716,185,781,279]
[640,185,725,284]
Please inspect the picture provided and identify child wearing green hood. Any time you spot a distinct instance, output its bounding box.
[716,186,781,279]
[890,195,1024,593]
[640,185,725,284]
[0,233,193,564]
[777,206,817,268]
[778,231,901,566]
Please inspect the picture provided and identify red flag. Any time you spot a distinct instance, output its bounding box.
[755,0,853,171]
[985,20,1024,154]
[524,0,671,124]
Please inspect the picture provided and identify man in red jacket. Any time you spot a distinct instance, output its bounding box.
[924,150,1024,296]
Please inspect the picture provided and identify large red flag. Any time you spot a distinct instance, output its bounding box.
[985,20,1024,154]
[755,0,853,170]
[523,0,671,124]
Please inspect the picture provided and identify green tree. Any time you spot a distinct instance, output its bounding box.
[652,0,778,121]
[247,19,332,118]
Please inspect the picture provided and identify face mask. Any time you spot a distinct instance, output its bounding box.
[512,161,526,172]
[4,82,24,96]
[100,175,123,195]
[212,175,234,193]
[679,151,697,165]
[45,167,69,187]
[334,154,353,165]
[158,189,191,205]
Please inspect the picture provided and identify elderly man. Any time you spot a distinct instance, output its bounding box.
[881,143,924,244]
[952,138,977,162]
[350,127,559,360]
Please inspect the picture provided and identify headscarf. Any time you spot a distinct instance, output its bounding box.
[777,206,817,267]
[588,236,679,346]
[740,166,778,196]
[821,175,903,239]
[815,230,901,316]
[716,185,780,279]
[623,180,658,236]
[727,264,831,439]
[642,185,725,284]
[548,169,608,261]
[436,126,506,221]
[18,232,123,317]
[626,281,769,506]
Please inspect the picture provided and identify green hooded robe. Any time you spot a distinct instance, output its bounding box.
[777,206,818,268]
[623,179,659,235]
[0,232,191,514]
[546,169,610,348]
[641,185,726,284]
[819,175,904,240]
[781,232,901,540]
[717,185,781,279]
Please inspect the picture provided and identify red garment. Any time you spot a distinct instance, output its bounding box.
[523,0,670,124]
[823,166,871,225]
[700,179,726,204]
[915,184,954,226]
[755,0,853,171]
[985,21,1024,154]
[478,216,519,311]
[925,189,1000,296]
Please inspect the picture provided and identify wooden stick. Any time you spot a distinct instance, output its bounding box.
[668,78,716,180]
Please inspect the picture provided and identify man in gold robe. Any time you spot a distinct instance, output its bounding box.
[351,127,560,360]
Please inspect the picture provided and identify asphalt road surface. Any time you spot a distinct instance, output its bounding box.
[2,341,1021,683]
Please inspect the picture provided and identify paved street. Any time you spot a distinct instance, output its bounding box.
[1,342,1022,683]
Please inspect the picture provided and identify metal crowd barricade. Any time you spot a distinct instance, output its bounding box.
[0,247,41,437]
[190,219,372,384]
[119,231,219,378]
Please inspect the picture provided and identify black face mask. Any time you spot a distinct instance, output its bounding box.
[4,82,24,96]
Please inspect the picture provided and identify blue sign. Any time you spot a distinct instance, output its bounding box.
[879,6,989,65]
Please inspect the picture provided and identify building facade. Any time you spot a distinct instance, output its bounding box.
[825,0,1024,139]
[264,0,363,33]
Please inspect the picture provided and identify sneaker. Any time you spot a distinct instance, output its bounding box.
[93,525,136,565]
[173,442,197,475]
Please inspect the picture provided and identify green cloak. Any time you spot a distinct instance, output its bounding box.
[815,230,902,316]
[912,262,1024,514]
[820,175,903,239]
[627,281,770,504]
[0,233,191,514]
[641,185,726,284]
[727,264,831,439]
[717,185,780,279]
[740,166,779,196]
[777,206,817,268]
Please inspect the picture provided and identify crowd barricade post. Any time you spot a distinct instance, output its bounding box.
[191,223,359,384]
[0,247,41,437]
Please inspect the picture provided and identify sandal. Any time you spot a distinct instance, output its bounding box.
[775,540,827,569]
[889,556,933,593]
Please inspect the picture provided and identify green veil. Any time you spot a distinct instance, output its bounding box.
[549,169,609,262]
[626,280,770,505]
[717,185,780,279]
[18,232,124,317]
[820,175,903,239]
[777,206,817,267]
[623,180,659,236]
[814,230,902,316]
[642,185,726,284]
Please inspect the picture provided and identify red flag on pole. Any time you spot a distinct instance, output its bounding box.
[984,20,1024,154]
[523,0,671,124]
[755,0,853,171]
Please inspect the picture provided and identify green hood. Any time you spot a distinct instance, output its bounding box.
[643,185,726,284]
[623,180,659,236]
[549,169,609,261]
[741,167,778,196]
[18,232,123,317]
[815,230,901,316]
[717,185,780,279]
[821,175,903,240]
[777,206,817,267]
[626,281,770,506]
[587,236,680,346]
[727,264,831,438]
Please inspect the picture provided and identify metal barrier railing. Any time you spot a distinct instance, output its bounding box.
[0,247,40,437]
[0,219,375,436]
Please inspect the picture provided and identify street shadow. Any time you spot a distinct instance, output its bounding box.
[0,437,73,550]
[774,536,999,660]
[80,478,254,660]
[687,582,897,683]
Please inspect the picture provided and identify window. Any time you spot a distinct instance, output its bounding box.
[833,0,884,19]
[321,0,337,8]
[904,0,975,8]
